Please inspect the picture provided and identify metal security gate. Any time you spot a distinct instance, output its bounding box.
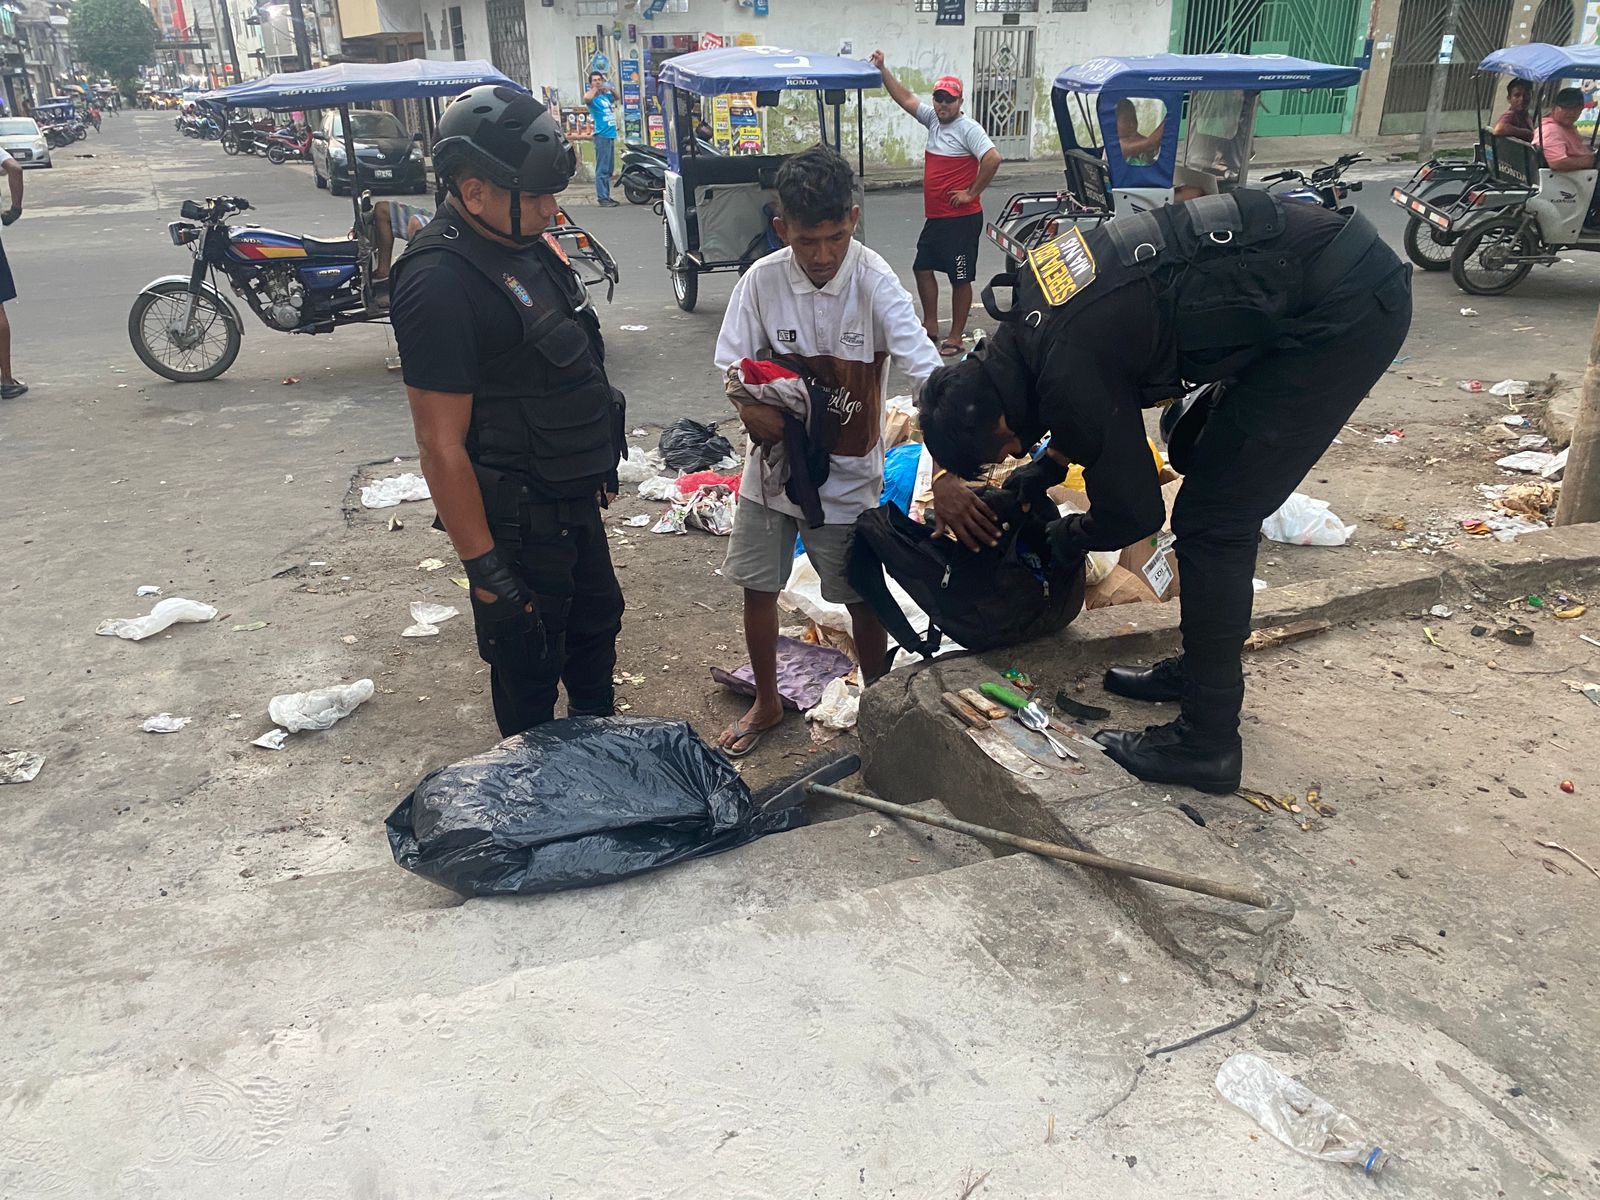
[485,0,531,91]
[1530,0,1576,47]
[1380,0,1513,135]
[1172,0,1366,135]
[971,27,1035,160]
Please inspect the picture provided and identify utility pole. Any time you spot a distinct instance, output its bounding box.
[286,0,313,71]
[206,0,242,84]
[1416,0,1465,163]
[1555,302,1600,525]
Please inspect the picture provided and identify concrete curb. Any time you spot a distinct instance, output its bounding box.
[858,521,1600,986]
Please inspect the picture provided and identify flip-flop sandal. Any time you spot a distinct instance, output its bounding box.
[938,339,964,357]
[720,716,777,759]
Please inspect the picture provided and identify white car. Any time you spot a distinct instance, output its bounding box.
[0,117,51,168]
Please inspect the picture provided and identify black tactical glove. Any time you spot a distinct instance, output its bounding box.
[1003,453,1068,513]
[1,207,20,227]
[464,547,547,654]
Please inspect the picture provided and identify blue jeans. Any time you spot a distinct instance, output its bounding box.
[593,135,614,201]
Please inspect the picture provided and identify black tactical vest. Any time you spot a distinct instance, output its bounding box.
[392,207,620,503]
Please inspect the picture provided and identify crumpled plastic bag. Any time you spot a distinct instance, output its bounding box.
[0,750,45,784]
[402,601,459,638]
[360,472,431,508]
[655,484,736,536]
[1261,493,1355,547]
[141,713,190,733]
[385,716,803,897]
[616,446,661,483]
[1496,449,1559,475]
[658,418,735,472]
[639,475,678,501]
[1085,549,1120,587]
[96,597,218,641]
[268,678,375,732]
[805,677,859,731]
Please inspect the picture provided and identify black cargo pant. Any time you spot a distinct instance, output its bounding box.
[469,495,624,737]
[1171,265,1413,692]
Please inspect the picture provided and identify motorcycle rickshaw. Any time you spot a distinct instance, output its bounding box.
[1432,42,1600,296]
[129,60,619,382]
[654,45,882,312]
[986,52,1364,269]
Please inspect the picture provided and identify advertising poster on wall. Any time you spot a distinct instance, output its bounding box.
[620,56,643,142]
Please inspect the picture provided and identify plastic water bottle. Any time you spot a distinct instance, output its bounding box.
[1215,1053,1390,1174]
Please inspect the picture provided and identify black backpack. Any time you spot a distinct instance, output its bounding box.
[846,487,1086,660]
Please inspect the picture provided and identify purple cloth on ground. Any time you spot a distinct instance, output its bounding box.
[710,635,853,711]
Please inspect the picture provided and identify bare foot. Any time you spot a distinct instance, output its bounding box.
[717,699,784,757]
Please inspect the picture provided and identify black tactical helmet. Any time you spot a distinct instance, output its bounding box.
[432,85,575,197]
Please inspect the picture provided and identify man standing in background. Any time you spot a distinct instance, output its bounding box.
[583,71,620,208]
[870,50,1002,357]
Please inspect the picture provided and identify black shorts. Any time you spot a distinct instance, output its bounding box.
[913,213,982,284]
[0,240,15,305]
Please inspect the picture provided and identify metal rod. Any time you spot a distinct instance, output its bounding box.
[805,784,1276,910]
[856,89,864,176]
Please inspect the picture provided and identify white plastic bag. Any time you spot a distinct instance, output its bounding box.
[1261,493,1355,547]
[806,677,859,731]
[1496,449,1558,474]
[1085,549,1120,587]
[360,472,431,508]
[615,447,660,483]
[402,601,459,638]
[96,597,218,641]
[141,713,190,733]
[638,475,678,501]
[1216,1053,1388,1173]
[268,678,375,732]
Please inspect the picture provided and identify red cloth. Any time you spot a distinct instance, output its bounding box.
[923,153,982,219]
[676,470,741,495]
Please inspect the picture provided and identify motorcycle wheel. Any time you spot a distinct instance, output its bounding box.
[75,126,87,142]
[221,133,240,155]
[623,181,652,205]
[1450,217,1537,296]
[1402,192,1460,271]
[127,281,242,383]
[666,224,697,313]
[266,144,287,165]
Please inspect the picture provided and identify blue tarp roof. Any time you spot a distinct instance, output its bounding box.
[657,46,882,95]
[1479,41,1600,82]
[1053,53,1363,95]
[213,59,523,109]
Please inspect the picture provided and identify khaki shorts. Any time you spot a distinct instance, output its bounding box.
[723,497,862,604]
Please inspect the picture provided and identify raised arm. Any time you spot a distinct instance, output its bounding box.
[869,50,923,118]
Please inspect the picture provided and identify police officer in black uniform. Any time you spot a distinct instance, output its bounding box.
[389,86,626,737]
[919,191,1411,793]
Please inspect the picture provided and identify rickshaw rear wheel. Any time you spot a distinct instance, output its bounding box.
[1450,217,1536,296]
[666,226,697,312]
[1402,193,1460,271]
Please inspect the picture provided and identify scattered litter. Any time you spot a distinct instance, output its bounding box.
[655,483,736,536]
[1216,1053,1388,1173]
[6,697,21,705]
[282,377,299,385]
[625,513,651,527]
[1496,450,1559,474]
[284,473,294,483]
[141,713,190,734]
[1423,626,1442,647]
[1538,840,1599,879]
[268,678,375,732]
[1391,355,1411,365]
[1559,779,1576,795]
[1498,623,1534,646]
[387,515,404,531]
[1244,619,1331,651]
[341,634,358,645]
[231,621,268,632]
[1515,433,1550,450]
[1495,480,1557,521]
[1502,414,1532,428]
[1580,634,1600,650]
[1457,379,1484,393]
[251,728,289,750]
[309,560,328,568]
[619,324,649,331]
[1262,493,1355,546]
[1253,578,1268,592]
[1489,379,1529,397]
[1428,604,1454,619]
[616,446,662,483]
[1460,307,1479,316]
[806,677,860,731]
[1527,594,1544,609]
[712,636,853,711]
[0,750,45,784]
[1374,432,1403,445]
[96,597,218,641]
[1540,447,1569,482]
[1236,788,1275,813]
[402,602,459,638]
[867,824,884,838]
[638,475,677,501]
[658,417,735,472]
[135,585,161,597]
[1568,680,1600,705]
[360,472,431,508]
[631,427,646,437]
[1557,604,1587,619]
[452,577,469,589]
[416,558,446,571]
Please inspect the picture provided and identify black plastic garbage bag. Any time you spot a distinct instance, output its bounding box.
[386,716,804,898]
[658,417,735,472]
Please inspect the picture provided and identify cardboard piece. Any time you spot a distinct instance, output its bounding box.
[1085,565,1159,609]
[1061,475,1185,608]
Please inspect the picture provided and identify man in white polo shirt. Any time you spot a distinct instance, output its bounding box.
[714,144,942,757]
[871,50,1002,358]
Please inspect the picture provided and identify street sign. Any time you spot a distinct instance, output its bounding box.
[1437,33,1455,66]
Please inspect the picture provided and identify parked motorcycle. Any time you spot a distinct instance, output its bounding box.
[264,124,312,165]
[620,137,721,205]
[1260,152,1368,213]
[221,120,270,156]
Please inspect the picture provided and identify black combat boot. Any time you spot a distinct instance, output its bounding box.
[1103,655,1185,703]
[1094,680,1244,794]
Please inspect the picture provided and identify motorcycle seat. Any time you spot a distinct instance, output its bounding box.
[302,236,360,259]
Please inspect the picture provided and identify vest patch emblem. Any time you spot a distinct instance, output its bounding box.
[502,274,535,307]
[1026,226,1097,307]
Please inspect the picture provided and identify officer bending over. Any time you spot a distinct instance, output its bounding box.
[390,86,626,737]
[920,191,1411,793]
